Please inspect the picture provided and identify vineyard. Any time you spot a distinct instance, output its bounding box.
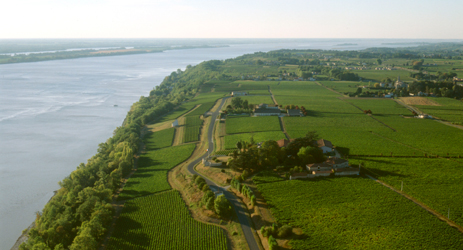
[143,128,175,150]
[224,131,287,149]
[414,97,463,123]
[108,190,228,250]
[256,177,463,249]
[118,144,195,200]
[183,116,204,143]
[225,116,281,134]
[350,157,463,227]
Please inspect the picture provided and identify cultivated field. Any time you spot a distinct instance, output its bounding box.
[226,116,281,134]
[224,131,286,149]
[108,190,227,250]
[118,144,195,200]
[143,128,175,150]
[256,176,463,249]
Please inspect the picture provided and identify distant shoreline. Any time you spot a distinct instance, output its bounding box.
[0,45,228,65]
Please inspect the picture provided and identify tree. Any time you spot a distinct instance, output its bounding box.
[377,58,382,65]
[374,82,380,88]
[243,100,249,109]
[231,97,243,109]
[214,195,232,218]
[236,141,242,151]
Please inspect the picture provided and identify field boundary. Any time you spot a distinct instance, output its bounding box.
[365,174,463,234]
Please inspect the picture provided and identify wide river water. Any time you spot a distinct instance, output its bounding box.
[0,39,449,248]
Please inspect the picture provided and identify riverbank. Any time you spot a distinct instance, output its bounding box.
[0,45,227,65]
[10,191,57,250]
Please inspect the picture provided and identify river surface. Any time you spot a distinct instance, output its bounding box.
[0,39,449,248]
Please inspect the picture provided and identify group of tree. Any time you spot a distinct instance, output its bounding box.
[225,97,255,114]
[193,175,232,218]
[409,80,463,98]
[227,131,325,173]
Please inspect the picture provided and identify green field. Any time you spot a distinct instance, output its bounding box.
[224,131,287,149]
[118,144,195,200]
[415,97,463,123]
[183,116,204,143]
[225,116,281,134]
[108,190,227,250]
[230,96,274,107]
[256,176,463,249]
[144,128,175,150]
[350,157,463,227]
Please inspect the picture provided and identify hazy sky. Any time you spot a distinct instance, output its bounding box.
[2,0,462,39]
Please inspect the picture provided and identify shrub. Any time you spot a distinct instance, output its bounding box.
[268,235,278,250]
[277,225,292,238]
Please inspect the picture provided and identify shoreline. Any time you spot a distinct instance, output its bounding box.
[10,191,57,250]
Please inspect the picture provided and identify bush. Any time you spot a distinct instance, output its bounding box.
[268,235,278,250]
[202,184,210,192]
[277,225,292,238]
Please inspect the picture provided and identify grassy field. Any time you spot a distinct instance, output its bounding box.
[414,97,463,123]
[143,128,175,151]
[224,131,286,149]
[350,157,463,227]
[344,98,412,116]
[118,144,195,200]
[373,116,463,157]
[108,190,227,250]
[225,116,281,134]
[256,176,463,249]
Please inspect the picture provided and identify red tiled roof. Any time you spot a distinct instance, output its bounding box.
[326,157,348,165]
[317,139,333,148]
[276,138,295,148]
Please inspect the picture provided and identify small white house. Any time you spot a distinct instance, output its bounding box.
[172,119,179,127]
[231,91,248,97]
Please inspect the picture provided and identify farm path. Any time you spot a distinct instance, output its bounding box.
[268,85,290,140]
[315,81,343,95]
[365,174,463,234]
[337,97,397,132]
[268,85,278,105]
[187,97,262,250]
[395,99,463,131]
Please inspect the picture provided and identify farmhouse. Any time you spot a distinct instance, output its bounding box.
[315,139,333,153]
[257,103,279,109]
[306,162,333,171]
[334,167,360,176]
[287,109,302,116]
[394,76,408,89]
[254,104,281,116]
[172,119,179,127]
[254,108,282,116]
[311,170,332,177]
[276,138,295,148]
[231,91,248,96]
[326,157,349,168]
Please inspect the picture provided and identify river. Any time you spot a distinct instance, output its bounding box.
[0,39,446,248]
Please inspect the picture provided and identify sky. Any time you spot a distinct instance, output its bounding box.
[1,0,463,39]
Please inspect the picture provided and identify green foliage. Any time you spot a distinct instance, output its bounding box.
[256,177,463,249]
[118,144,195,200]
[214,195,232,218]
[268,235,278,250]
[107,190,227,250]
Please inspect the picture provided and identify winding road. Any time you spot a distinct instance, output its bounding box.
[186,97,261,250]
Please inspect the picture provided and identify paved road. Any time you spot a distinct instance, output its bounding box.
[187,97,261,250]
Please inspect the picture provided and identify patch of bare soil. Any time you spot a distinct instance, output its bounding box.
[400,97,441,106]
